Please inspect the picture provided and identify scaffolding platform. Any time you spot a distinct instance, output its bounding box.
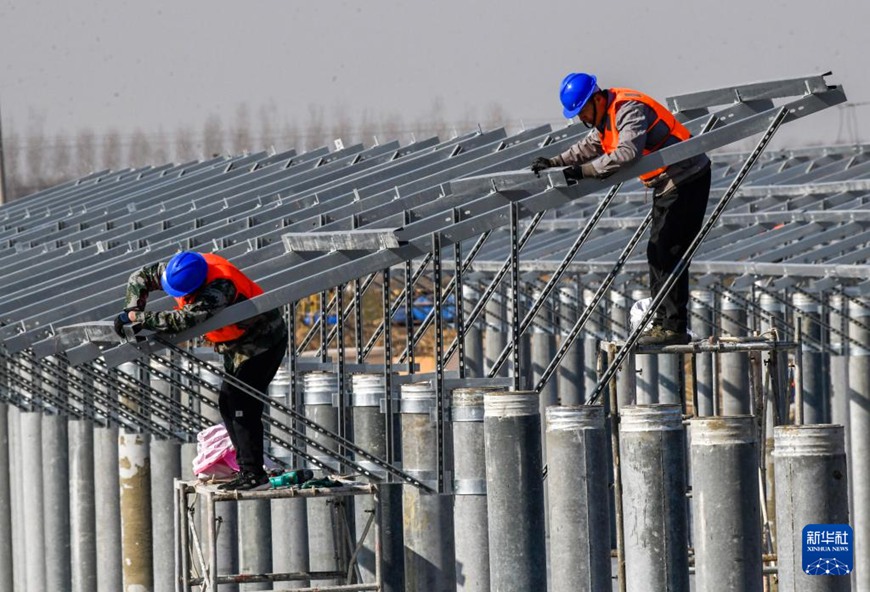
[174,479,382,592]
[598,335,798,419]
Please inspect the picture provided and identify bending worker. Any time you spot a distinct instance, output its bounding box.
[532,72,711,346]
[115,251,288,491]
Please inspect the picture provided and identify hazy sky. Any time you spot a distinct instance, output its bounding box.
[1,0,868,150]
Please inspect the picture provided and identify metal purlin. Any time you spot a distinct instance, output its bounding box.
[588,106,789,405]
[1,75,860,500]
[52,81,846,368]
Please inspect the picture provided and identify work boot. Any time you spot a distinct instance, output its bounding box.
[217,470,270,491]
[637,326,691,346]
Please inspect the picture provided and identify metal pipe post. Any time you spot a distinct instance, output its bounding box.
[531,289,558,438]
[119,430,153,591]
[270,366,309,590]
[719,294,751,414]
[509,287,532,389]
[239,361,272,592]
[8,405,23,592]
[773,425,849,591]
[546,405,611,592]
[21,409,46,591]
[68,415,96,592]
[351,373,387,583]
[238,500,272,591]
[215,502,239,592]
[690,290,715,416]
[658,352,683,406]
[0,403,11,592]
[451,387,492,592]
[635,350,659,405]
[610,289,630,341]
[583,288,604,398]
[632,289,660,405]
[400,381,456,591]
[7,407,27,592]
[757,288,788,552]
[94,424,122,592]
[619,404,689,592]
[43,411,72,592]
[463,285,484,378]
[794,292,827,424]
[848,297,870,592]
[150,436,180,592]
[690,416,762,591]
[304,372,340,586]
[612,342,637,409]
[827,294,850,450]
[379,482,405,592]
[557,284,583,405]
[531,282,556,536]
[484,290,508,378]
[484,390,546,592]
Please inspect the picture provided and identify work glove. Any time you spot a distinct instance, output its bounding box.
[563,165,584,181]
[530,156,553,175]
[564,163,595,182]
[113,309,142,338]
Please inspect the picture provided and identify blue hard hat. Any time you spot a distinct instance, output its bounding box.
[560,72,598,119]
[161,251,207,297]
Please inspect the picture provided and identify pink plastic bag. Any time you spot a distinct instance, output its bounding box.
[192,424,239,479]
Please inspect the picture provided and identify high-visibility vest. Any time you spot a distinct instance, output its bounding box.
[601,88,692,182]
[174,253,263,343]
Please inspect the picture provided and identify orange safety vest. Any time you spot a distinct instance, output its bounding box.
[601,88,692,183]
[173,253,263,343]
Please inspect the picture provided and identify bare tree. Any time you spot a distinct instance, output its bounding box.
[151,128,170,165]
[202,114,225,157]
[174,125,197,162]
[483,101,508,133]
[304,104,325,150]
[379,112,405,143]
[461,105,479,134]
[280,119,299,153]
[102,129,122,170]
[128,128,153,166]
[427,96,450,141]
[329,103,354,149]
[24,109,48,188]
[231,103,252,154]
[357,108,377,147]
[4,121,22,198]
[76,128,97,174]
[258,101,279,151]
[49,131,73,184]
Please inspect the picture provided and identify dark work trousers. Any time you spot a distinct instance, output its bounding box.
[647,166,712,333]
[218,340,287,475]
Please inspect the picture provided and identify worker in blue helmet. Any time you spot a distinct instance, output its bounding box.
[531,72,711,346]
[115,251,288,491]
